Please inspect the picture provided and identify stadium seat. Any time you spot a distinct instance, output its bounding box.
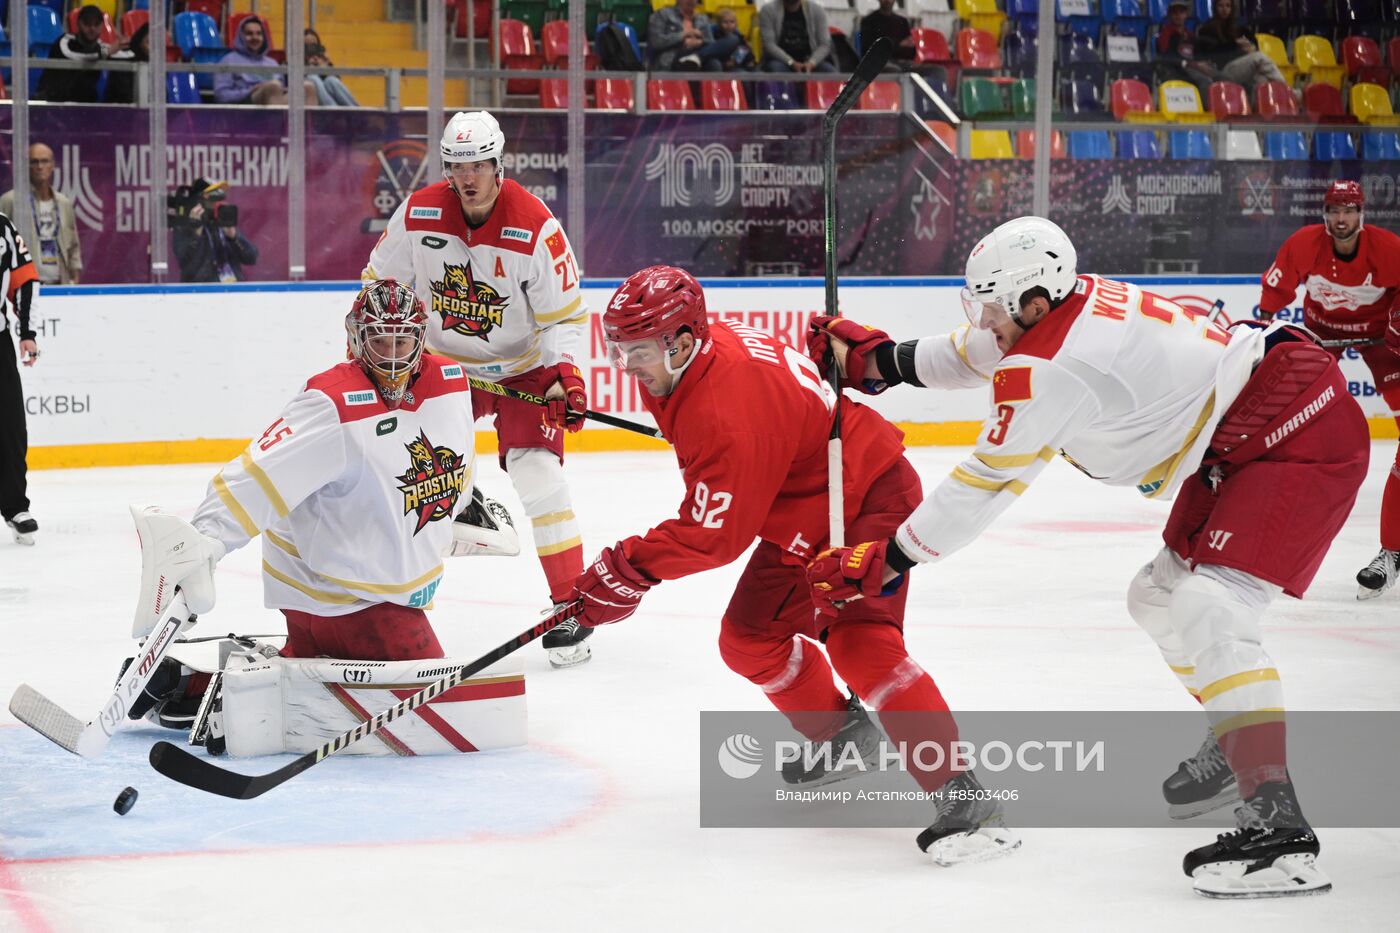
[166,71,201,104]
[1390,38,1400,80]
[1255,80,1300,117]
[67,9,118,45]
[28,6,62,52]
[860,81,900,111]
[120,10,149,39]
[1290,0,1334,39]
[1168,129,1213,158]
[1263,131,1308,159]
[1225,130,1263,159]
[1208,81,1249,120]
[1059,32,1101,67]
[185,0,223,25]
[1056,0,1102,38]
[538,78,595,108]
[956,27,1002,70]
[1006,0,1039,32]
[1253,33,1297,87]
[541,19,569,66]
[970,130,1015,159]
[1063,78,1106,115]
[173,11,224,91]
[1303,82,1352,122]
[648,78,694,111]
[1294,35,1345,89]
[1002,27,1037,76]
[1361,131,1400,159]
[450,0,493,40]
[1351,82,1399,125]
[1159,79,1214,122]
[1312,131,1357,159]
[806,80,843,110]
[961,76,1012,117]
[1011,78,1038,118]
[913,27,955,66]
[1068,131,1113,158]
[1116,129,1161,158]
[1102,0,1149,43]
[1239,0,1287,34]
[497,18,541,94]
[594,21,643,66]
[1337,0,1385,40]
[1341,36,1387,86]
[754,80,801,110]
[1015,129,1068,158]
[595,77,634,110]
[955,0,1007,39]
[701,78,748,111]
[503,0,550,34]
[1110,78,1154,120]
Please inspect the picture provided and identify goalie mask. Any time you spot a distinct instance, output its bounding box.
[603,265,709,381]
[346,280,428,408]
[961,216,1078,332]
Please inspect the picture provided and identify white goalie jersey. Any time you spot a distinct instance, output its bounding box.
[191,357,477,615]
[362,179,587,381]
[896,275,1269,564]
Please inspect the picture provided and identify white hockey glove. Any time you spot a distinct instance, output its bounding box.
[448,488,521,558]
[130,505,226,638]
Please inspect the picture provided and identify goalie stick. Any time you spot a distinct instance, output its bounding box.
[822,37,893,547]
[148,599,584,799]
[1317,336,1382,348]
[8,592,193,758]
[466,376,663,439]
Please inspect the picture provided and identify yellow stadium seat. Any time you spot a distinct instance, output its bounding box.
[1351,82,1400,125]
[1158,80,1216,123]
[955,0,1006,40]
[1255,33,1298,87]
[970,130,1015,159]
[1294,35,1346,90]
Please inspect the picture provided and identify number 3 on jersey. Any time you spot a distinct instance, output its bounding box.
[987,404,1015,446]
[690,481,733,528]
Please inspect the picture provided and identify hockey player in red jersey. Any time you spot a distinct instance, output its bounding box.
[566,265,1020,866]
[806,217,1368,897]
[1259,179,1400,599]
[365,111,593,667]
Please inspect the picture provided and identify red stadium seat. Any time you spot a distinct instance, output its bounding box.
[1303,82,1354,122]
[860,81,900,111]
[184,0,225,27]
[701,79,748,111]
[1015,129,1067,158]
[539,78,593,108]
[806,80,843,109]
[1255,80,1299,117]
[540,18,597,69]
[497,18,541,94]
[1340,36,1387,85]
[120,10,149,40]
[1208,81,1250,120]
[1109,78,1153,120]
[595,78,635,111]
[956,28,1001,70]
[1391,38,1400,77]
[647,79,694,111]
[450,0,492,40]
[912,27,959,86]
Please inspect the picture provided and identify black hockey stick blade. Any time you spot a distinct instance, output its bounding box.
[822,37,894,130]
[148,600,584,799]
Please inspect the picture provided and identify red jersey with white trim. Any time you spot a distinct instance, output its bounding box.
[618,322,907,582]
[191,356,477,616]
[363,179,587,380]
[1260,224,1400,339]
[895,276,1271,565]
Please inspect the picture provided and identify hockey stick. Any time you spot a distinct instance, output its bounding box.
[1318,337,1382,348]
[147,599,584,799]
[467,375,664,439]
[9,592,193,758]
[823,37,893,547]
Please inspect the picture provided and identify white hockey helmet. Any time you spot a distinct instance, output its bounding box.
[441,111,505,179]
[961,216,1078,330]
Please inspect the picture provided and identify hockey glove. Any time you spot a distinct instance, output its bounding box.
[546,362,588,433]
[806,540,905,614]
[572,544,657,627]
[806,316,896,394]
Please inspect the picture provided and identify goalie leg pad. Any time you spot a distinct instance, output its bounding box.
[221,655,527,757]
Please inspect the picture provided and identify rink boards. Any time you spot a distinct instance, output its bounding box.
[19,276,1398,469]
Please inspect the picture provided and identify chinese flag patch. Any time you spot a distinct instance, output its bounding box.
[992,366,1032,404]
[544,230,567,260]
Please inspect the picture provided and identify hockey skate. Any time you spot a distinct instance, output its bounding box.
[1184,781,1331,899]
[543,610,593,668]
[780,694,882,788]
[1162,728,1239,819]
[6,511,37,545]
[118,656,201,730]
[917,771,1021,867]
[1356,548,1399,600]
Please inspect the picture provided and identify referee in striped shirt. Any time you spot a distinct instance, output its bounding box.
[1,212,40,545]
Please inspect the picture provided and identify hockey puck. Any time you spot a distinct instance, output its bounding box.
[113,786,139,815]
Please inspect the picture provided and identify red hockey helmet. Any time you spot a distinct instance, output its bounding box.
[1323,180,1364,211]
[346,279,428,408]
[603,265,709,346]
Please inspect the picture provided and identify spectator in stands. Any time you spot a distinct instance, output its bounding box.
[712,10,756,71]
[216,16,316,105]
[648,0,743,71]
[859,0,916,64]
[1193,0,1285,88]
[1155,0,1213,98]
[0,144,83,285]
[36,5,120,103]
[106,22,150,104]
[171,180,259,283]
[304,28,359,106]
[759,0,835,73]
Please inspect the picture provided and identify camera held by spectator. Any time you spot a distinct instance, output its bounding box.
[170,178,258,283]
[167,180,239,230]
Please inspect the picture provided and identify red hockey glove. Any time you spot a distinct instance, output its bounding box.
[546,362,588,433]
[572,544,657,627]
[806,316,895,394]
[806,540,903,615]
[1256,307,1277,324]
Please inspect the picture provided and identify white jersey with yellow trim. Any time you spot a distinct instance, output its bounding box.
[362,179,587,381]
[896,275,1269,565]
[191,356,477,615]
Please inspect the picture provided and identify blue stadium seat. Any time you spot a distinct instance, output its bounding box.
[1147,0,1170,19]
[28,5,63,51]
[174,12,225,91]
[1068,131,1113,159]
[1102,0,1149,43]
[1361,131,1400,160]
[1116,130,1161,158]
[167,72,202,104]
[1057,0,1103,36]
[1062,78,1106,114]
[1313,131,1358,160]
[1168,130,1214,158]
[1263,131,1308,159]
[1003,28,1038,76]
[29,0,65,20]
[754,81,801,110]
[1007,0,1040,32]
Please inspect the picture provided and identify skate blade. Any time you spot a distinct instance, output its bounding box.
[547,643,592,669]
[1356,583,1393,601]
[10,530,35,546]
[927,826,1022,867]
[1192,853,1332,899]
[1167,787,1240,821]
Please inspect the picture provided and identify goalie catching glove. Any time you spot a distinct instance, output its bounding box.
[130,505,224,638]
[545,362,588,432]
[806,316,896,395]
[448,488,522,558]
[806,539,912,615]
[571,544,658,627]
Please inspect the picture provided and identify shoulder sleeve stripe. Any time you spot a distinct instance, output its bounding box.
[536,296,584,326]
[951,465,1029,496]
[266,529,302,558]
[240,450,291,518]
[213,471,260,537]
[974,446,1055,470]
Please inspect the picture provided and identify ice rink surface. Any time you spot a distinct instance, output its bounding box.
[2,445,1397,932]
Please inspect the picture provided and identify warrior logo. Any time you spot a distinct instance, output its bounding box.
[431,262,509,339]
[397,431,469,534]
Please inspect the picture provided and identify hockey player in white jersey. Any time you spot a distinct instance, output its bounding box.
[363,111,593,668]
[804,217,1369,898]
[123,281,529,757]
